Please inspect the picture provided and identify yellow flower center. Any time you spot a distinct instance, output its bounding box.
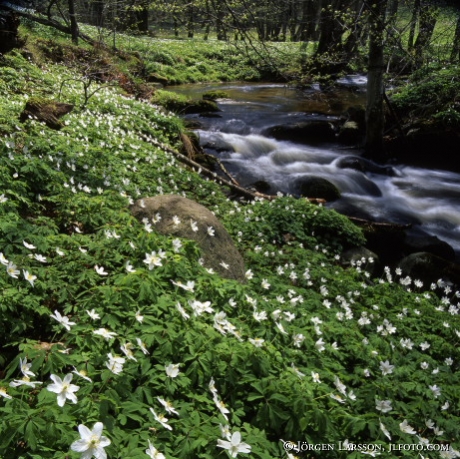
[89,436,100,448]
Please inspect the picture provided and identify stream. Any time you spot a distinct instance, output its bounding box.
[168,81,460,258]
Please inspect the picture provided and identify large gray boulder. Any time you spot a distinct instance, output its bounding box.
[398,252,460,287]
[403,234,455,261]
[130,195,245,281]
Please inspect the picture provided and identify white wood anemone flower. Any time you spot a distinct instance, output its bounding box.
[71,422,111,459]
[47,374,80,407]
[50,310,76,331]
[145,440,165,459]
[217,431,251,458]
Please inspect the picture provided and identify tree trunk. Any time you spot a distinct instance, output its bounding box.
[450,12,460,63]
[90,0,104,28]
[299,0,319,41]
[203,0,210,39]
[414,4,439,67]
[186,4,194,38]
[137,0,149,33]
[211,0,227,40]
[316,0,340,56]
[68,0,79,44]
[0,10,20,53]
[385,0,400,72]
[343,0,366,59]
[407,0,420,50]
[315,0,352,57]
[365,0,388,160]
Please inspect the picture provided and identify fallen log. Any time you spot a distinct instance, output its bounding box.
[142,135,276,201]
[347,215,412,230]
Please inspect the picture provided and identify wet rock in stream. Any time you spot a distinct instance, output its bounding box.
[262,120,337,144]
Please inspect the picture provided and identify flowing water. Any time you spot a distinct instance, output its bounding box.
[169,81,460,256]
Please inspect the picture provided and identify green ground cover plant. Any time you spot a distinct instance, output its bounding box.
[83,26,301,84]
[0,26,459,459]
[390,64,460,127]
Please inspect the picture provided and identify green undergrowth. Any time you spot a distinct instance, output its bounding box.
[390,64,460,128]
[19,22,301,86]
[77,25,300,84]
[0,34,459,459]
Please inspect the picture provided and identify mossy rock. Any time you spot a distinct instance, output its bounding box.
[147,73,170,86]
[19,98,74,130]
[153,92,219,114]
[202,90,229,101]
[337,121,362,145]
[293,176,341,201]
[183,99,219,114]
[130,195,245,281]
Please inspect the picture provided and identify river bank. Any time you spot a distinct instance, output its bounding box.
[164,81,460,265]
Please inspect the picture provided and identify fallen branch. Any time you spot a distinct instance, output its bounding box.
[180,133,241,187]
[347,215,412,230]
[141,134,275,201]
[202,152,241,187]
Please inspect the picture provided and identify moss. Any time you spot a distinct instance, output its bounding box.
[19,97,74,129]
[202,90,229,100]
[151,89,219,114]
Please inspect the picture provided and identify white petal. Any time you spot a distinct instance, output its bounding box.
[57,393,66,407]
[81,449,96,459]
[69,384,80,392]
[50,374,63,385]
[217,439,231,449]
[47,384,62,394]
[231,431,241,445]
[92,422,104,438]
[71,439,90,452]
[78,424,93,440]
[99,436,111,448]
[94,447,107,459]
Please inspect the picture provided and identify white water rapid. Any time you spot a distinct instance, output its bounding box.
[170,82,460,256]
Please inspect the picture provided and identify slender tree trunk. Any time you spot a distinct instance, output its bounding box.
[203,0,210,39]
[414,4,439,67]
[68,0,79,44]
[407,0,420,50]
[173,16,179,37]
[90,1,104,28]
[343,0,366,59]
[316,0,339,56]
[365,0,388,159]
[137,0,149,33]
[386,0,399,38]
[450,11,460,63]
[385,0,400,71]
[211,0,227,40]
